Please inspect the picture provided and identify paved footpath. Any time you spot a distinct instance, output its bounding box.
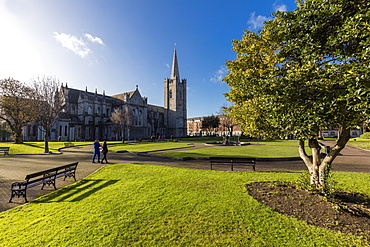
[0,142,369,212]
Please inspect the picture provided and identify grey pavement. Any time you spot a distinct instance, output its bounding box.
[0,141,369,212]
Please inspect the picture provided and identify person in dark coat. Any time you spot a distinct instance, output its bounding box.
[101,141,109,164]
[92,139,101,163]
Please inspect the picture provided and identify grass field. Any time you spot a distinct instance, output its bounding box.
[1,138,366,158]
[0,164,368,246]
[162,140,308,158]
[0,141,190,155]
[161,145,304,158]
[348,138,370,150]
[108,141,193,153]
[0,142,92,154]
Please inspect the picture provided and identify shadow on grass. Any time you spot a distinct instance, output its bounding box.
[23,143,44,149]
[34,179,120,203]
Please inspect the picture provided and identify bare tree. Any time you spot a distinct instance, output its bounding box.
[0,78,36,144]
[217,105,234,137]
[31,76,63,153]
[110,106,132,143]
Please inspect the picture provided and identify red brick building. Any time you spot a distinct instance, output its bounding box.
[187,115,242,137]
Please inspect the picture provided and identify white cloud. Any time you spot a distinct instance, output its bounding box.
[247,12,271,30]
[247,2,288,30]
[54,32,91,58]
[84,33,105,46]
[274,4,287,12]
[210,66,228,83]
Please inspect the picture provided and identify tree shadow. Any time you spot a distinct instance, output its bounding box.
[23,143,44,149]
[34,179,120,203]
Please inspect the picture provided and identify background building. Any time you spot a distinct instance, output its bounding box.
[187,115,242,137]
[23,48,187,141]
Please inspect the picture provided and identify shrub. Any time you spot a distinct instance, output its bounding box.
[296,163,337,197]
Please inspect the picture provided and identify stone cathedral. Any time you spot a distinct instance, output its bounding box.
[23,48,187,141]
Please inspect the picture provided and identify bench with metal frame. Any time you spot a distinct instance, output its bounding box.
[0,147,10,157]
[9,162,79,203]
[209,157,256,171]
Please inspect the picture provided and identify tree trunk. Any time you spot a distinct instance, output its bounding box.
[44,130,49,153]
[298,127,351,190]
[121,124,125,144]
[13,128,23,144]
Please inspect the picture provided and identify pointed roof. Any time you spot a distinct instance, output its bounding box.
[171,46,180,80]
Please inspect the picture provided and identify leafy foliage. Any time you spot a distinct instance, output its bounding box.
[201,115,220,135]
[224,0,370,140]
[224,0,370,189]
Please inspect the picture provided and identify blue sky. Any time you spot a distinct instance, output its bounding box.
[0,0,297,118]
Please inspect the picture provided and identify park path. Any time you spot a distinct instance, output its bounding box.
[0,141,369,212]
[320,140,370,173]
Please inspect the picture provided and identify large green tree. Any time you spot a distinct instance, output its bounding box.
[224,0,370,189]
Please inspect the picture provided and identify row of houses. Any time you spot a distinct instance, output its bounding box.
[186,115,242,137]
[187,116,363,139]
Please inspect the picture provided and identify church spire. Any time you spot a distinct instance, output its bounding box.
[171,46,180,80]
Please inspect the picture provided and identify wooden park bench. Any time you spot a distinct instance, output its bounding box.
[0,147,10,156]
[64,142,74,148]
[9,162,79,203]
[209,157,256,171]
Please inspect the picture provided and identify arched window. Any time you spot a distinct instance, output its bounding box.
[32,125,37,136]
[88,106,92,115]
[139,110,142,125]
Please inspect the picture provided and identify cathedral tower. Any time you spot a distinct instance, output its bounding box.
[164,47,187,137]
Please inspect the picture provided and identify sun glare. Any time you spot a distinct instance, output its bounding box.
[0,2,44,82]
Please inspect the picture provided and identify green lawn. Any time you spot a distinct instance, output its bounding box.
[0,142,92,154]
[348,138,370,150]
[0,164,368,246]
[253,140,301,146]
[182,136,241,143]
[108,141,193,153]
[162,144,307,158]
[0,141,193,155]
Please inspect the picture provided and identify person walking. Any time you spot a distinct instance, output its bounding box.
[101,141,109,164]
[92,139,101,163]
